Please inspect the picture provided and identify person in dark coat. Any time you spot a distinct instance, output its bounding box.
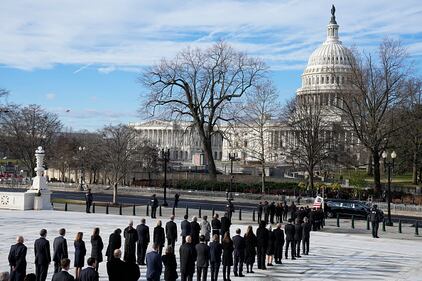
[211,214,221,238]
[257,202,263,224]
[51,258,74,281]
[136,218,150,265]
[256,221,269,270]
[179,236,197,281]
[282,201,288,221]
[8,236,27,281]
[79,258,98,281]
[244,226,257,274]
[53,228,68,273]
[221,232,233,281]
[90,227,103,272]
[123,220,138,263]
[146,243,163,281]
[302,217,312,255]
[162,246,178,281]
[273,223,285,264]
[220,213,231,238]
[126,261,141,281]
[209,234,222,281]
[294,218,303,258]
[85,189,93,213]
[284,219,295,260]
[370,204,383,238]
[290,202,297,220]
[165,215,178,249]
[232,228,245,277]
[74,232,86,280]
[150,194,159,219]
[174,193,180,208]
[263,201,270,224]
[181,215,191,245]
[196,235,210,281]
[275,203,283,223]
[190,216,201,246]
[34,229,51,281]
[105,228,121,262]
[154,220,165,255]
[266,225,275,267]
[269,202,276,224]
[106,249,126,281]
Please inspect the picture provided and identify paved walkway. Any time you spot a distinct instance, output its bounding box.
[0,209,421,280]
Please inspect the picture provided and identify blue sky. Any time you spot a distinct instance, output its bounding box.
[0,0,421,131]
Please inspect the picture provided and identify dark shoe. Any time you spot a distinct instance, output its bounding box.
[239,274,245,277]
[234,273,238,277]
[292,257,296,260]
[250,270,255,273]
[297,255,302,258]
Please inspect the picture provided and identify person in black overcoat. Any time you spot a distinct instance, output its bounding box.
[190,216,201,246]
[166,215,178,249]
[257,202,263,224]
[181,215,191,245]
[263,201,270,224]
[85,189,93,213]
[221,232,233,281]
[243,226,257,274]
[195,235,210,281]
[294,218,303,258]
[269,202,276,224]
[209,234,222,281]
[284,219,295,260]
[154,220,165,255]
[124,221,138,263]
[106,249,126,281]
[282,201,288,221]
[74,232,86,280]
[34,229,51,281]
[273,223,285,264]
[8,236,27,281]
[136,218,150,265]
[266,225,275,267]
[179,236,197,281]
[256,221,269,270]
[211,214,221,238]
[53,228,68,274]
[79,258,99,281]
[90,227,103,272]
[105,228,122,262]
[220,213,231,238]
[150,194,159,219]
[302,217,312,255]
[232,228,245,277]
[51,258,74,281]
[162,246,178,281]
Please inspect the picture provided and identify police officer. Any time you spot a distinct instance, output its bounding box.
[370,205,383,238]
[85,189,93,213]
[150,194,159,219]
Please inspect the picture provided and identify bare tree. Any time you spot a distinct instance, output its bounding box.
[233,80,280,193]
[283,97,333,190]
[336,39,409,193]
[0,104,62,176]
[141,41,266,180]
[100,124,157,203]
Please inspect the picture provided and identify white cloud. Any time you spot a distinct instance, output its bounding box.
[0,0,421,71]
[45,93,56,100]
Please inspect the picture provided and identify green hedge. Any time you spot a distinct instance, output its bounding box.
[172,180,299,194]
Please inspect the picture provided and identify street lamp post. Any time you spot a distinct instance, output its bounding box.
[78,146,86,191]
[382,150,396,226]
[162,148,170,207]
[228,152,238,200]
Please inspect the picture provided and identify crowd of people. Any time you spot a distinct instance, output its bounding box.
[4,200,318,281]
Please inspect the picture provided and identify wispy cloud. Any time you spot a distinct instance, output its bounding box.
[45,93,56,100]
[0,0,421,71]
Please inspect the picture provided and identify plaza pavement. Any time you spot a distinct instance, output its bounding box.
[0,209,421,281]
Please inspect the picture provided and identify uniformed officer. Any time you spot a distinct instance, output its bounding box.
[370,205,383,238]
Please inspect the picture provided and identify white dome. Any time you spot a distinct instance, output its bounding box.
[307,41,353,68]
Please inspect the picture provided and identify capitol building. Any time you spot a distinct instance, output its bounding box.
[132,6,364,170]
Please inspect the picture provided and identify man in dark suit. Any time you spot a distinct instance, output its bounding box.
[195,235,210,281]
[302,217,312,255]
[136,218,150,265]
[190,217,200,246]
[257,202,263,223]
[51,258,74,281]
[273,223,285,264]
[53,228,68,273]
[107,249,126,281]
[256,221,269,270]
[166,215,178,248]
[220,213,231,238]
[79,258,98,281]
[34,229,51,281]
[179,236,197,281]
[284,219,295,260]
[294,218,303,258]
[150,194,159,219]
[209,234,222,281]
[146,243,162,281]
[211,214,221,239]
[181,215,191,244]
[232,228,245,277]
[8,235,27,281]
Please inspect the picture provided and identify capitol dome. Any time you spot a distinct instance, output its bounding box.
[297,5,354,101]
